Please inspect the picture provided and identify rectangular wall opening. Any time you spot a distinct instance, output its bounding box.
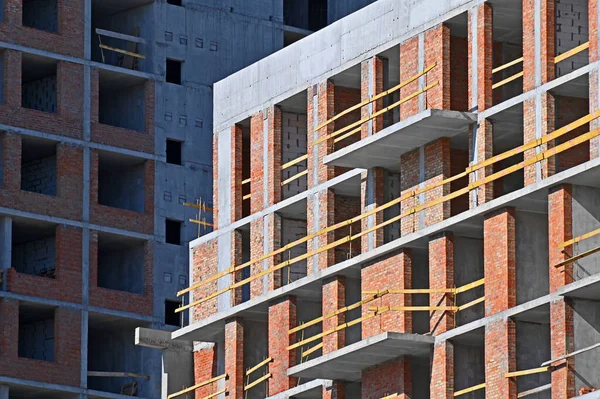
[516,210,549,304]
[332,67,361,153]
[166,139,182,165]
[283,0,327,31]
[490,103,524,198]
[280,205,307,286]
[237,120,251,220]
[243,320,269,399]
[12,219,56,279]
[18,302,55,361]
[166,59,182,85]
[453,330,485,399]
[296,298,322,362]
[98,152,145,212]
[22,54,57,113]
[447,12,469,112]
[454,235,484,326]
[23,0,58,33]
[99,71,146,132]
[97,233,145,295]
[555,0,589,78]
[515,316,551,396]
[165,219,182,245]
[21,137,57,196]
[572,298,600,393]
[280,93,308,201]
[164,299,180,327]
[334,192,361,264]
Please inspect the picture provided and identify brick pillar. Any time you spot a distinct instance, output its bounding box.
[224,318,244,399]
[469,3,493,112]
[431,341,454,399]
[56,61,84,120]
[5,0,22,25]
[362,359,412,399]
[193,344,217,399]
[469,119,494,208]
[361,249,412,337]
[231,125,243,222]
[483,207,517,399]
[523,0,555,92]
[268,296,297,395]
[523,93,556,186]
[323,383,345,399]
[484,207,516,316]
[361,56,385,252]
[548,185,575,398]
[429,232,454,335]
[307,189,336,274]
[2,133,21,190]
[250,213,281,298]
[3,50,21,108]
[590,0,600,159]
[322,276,345,353]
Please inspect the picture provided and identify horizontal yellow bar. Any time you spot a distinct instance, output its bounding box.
[282,170,308,186]
[244,373,272,391]
[492,71,523,90]
[183,202,214,213]
[189,218,213,227]
[454,383,486,397]
[246,357,272,376]
[99,44,146,59]
[202,389,226,399]
[242,178,251,185]
[554,245,600,268]
[333,126,362,144]
[282,154,308,170]
[505,366,550,378]
[369,306,457,312]
[302,342,323,358]
[555,41,589,64]
[167,374,227,399]
[455,278,485,294]
[243,193,251,200]
[492,57,524,74]
[560,226,600,248]
[456,296,485,312]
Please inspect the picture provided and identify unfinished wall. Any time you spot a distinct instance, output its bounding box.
[571,185,600,280]
[281,112,308,200]
[99,83,146,132]
[516,211,549,304]
[281,218,307,284]
[556,0,589,77]
[244,320,269,399]
[23,0,58,32]
[516,321,551,398]
[556,95,589,172]
[383,171,401,243]
[98,161,145,212]
[22,75,57,113]
[12,236,56,277]
[572,298,600,392]
[18,312,55,361]
[454,236,484,326]
[453,341,485,399]
[345,277,361,345]
[97,242,144,294]
[21,155,57,195]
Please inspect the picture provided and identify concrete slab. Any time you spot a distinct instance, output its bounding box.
[266,379,331,399]
[323,109,476,171]
[286,332,434,382]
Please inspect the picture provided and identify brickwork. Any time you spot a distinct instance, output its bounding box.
[193,345,217,399]
[281,112,308,199]
[281,218,307,283]
[250,213,281,297]
[556,95,590,172]
[362,358,412,399]
[451,36,469,112]
[431,341,454,398]
[307,188,336,273]
[268,296,297,395]
[429,232,454,335]
[485,319,517,399]
[523,93,556,186]
[556,0,590,77]
[225,318,244,399]
[469,4,493,112]
[334,194,361,264]
[523,0,555,91]
[21,154,57,195]
[322,276,346,353]
[307,81,335,188]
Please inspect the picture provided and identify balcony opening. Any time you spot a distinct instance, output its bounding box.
[12,219,56,279]
[97,232,145,295]
[99,70,146,132]
[514,308,551,395]
[243,320,269,399]
[490,103,524,198]
[334,192,361,264]
[555,0,589,78]
[232,119,251,221]
[165,219,182,245]
[279,92,308,201]
[453,329,485,399]
[98,152,145,212]
[166,59,182,85]
[22,54,57,113]
[238,228,250,303]
[23,0,58,33]
[447,12,469,111]
[166,139,182,165]
[164,299,180,327]
[21,137,57,196]
[280,202,307,286]
[18,302,55,361]
[454,236,484,326]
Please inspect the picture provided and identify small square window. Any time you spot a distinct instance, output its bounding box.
[165,219,182,245]
[167,0,182,5]
[166,59,182,85]
[164,300,180,326]
[166,139,182,165]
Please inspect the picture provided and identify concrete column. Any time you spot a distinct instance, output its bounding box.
[429,232,454,335]
[268,296,297,395]
[361,56,385,253]
[224,318,244,399]
[0,216,11,291]
[548,185,575,398]
[523,0,555,91]
[469,3,493,112]
[484,207,516,316]
[523,92,556,186]
[322,276,346,353]
[430,341,454,398]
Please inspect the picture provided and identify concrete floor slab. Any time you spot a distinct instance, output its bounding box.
[266,379,331,399]
[286,332,434,382]
[323,109,476,171]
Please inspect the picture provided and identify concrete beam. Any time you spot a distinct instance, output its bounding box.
[266,379,332,399]
[135,327,193,352]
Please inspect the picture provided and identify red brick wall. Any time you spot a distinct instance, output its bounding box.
[225,318,244,399]
[485,320,516,399]
[0,298,81,386]
[89,150,154,235]
[429,232,454,335]
[0,51,83,139]
[332,86,361,152]
[362,358,412,399]
[555,95,590,172]
[334,194,361,264]
[523,0,555,91]
[7,225,82,303]
[469,119,494,206]
[268,296,297,394]
[451,36,469,112]
[0,134,84,220]
[0,0,84,58]
[524,93,556,186]
[88,230,153,316]
[431,341,454,398]
[90,69,155,154]
[468,4,493,112]
[250,213,281,298]
[322,276,345,353]
[450,148,469,215]
[193,345,217,399]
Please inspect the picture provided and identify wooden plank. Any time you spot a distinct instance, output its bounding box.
[202,389,226,399]
[167,374,227,399]
[88,371,150,380]
[454,383,486,397]
[553,245,600,268]
[244,373,272,391]
[492,71,524,90]
[362,288,454,295]
[242,178,251,185]
[517,384,552,398]
[313,81,439,146]
[282,154,308,170]
[314,63,437,132]
[541,342,600,367]
[456,296,485,312]
[302,342,323,358]
[333,126,362,144]
[555,41,589,63]
[560,226,600,248]
[492,57,524,74]
[505,367,550,378]
[96,28,146,44]
[189,218,214,227]
[99,44,146,59]
[245,357,272,376]
[370,305,458,312]
[183,202,214,213]
[282,170,308,186]
[455,278,486,294]
[243,193,252,200]
[380,395,398,399]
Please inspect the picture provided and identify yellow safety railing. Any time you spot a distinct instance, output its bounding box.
[167,374,227,399]
[244,357,272,395]
[505,366,550,378]
[492,57,524,90]
[454,383,486,397]
[555,42,589,64]
[175,110,600,316]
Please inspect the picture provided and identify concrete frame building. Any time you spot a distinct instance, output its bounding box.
[0,0,375,398]
[169,0,600,398]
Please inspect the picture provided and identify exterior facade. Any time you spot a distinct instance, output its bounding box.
[0,0,374,398]
[172,0,600,398]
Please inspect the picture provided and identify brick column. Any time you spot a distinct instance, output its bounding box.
[5,0,22,25]
[231,125,243,222]
[268,296,297,395]
[523,93,556,186]
[523,0,555,92]
[362,359,412,399]
[224,318,244,399]
[361,56,385,253]
[322,276,346,353]
[431,341,454,399]
[193,344,217,399]
[469,3,493,112]
[3,50,21,108]
[429,232,454,335]
[2,133,21,190]
[483,207,517,399]
[469,119,494,207]
[250,213,281,298]
[590,0,600,159]
[548,185,575,398]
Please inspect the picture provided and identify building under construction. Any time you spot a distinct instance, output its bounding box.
[162,0,600,398]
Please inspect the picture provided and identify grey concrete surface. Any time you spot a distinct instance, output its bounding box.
[266,379,331,399]
[516,210,549,304]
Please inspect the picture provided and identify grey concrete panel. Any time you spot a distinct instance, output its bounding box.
[516,321,551,398]
[516,210,549,304]
[572,185,600,280]
[453,343,485,398]
[266,379,331,399]
[454,236,484,326]
[572,298,600,393]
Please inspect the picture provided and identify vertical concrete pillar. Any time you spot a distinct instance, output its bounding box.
[0,216,11,292]
[225,318,244,399]
[523,93,556,186]
[429,232,454,335]
[431,341,454,399]
[483,208,517,399]
[307,188,336,274]
[523,0,555,92]
[548,185,575,398]
[361,56,385,253]
[268,296,297,395]
[322,276,346,353]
